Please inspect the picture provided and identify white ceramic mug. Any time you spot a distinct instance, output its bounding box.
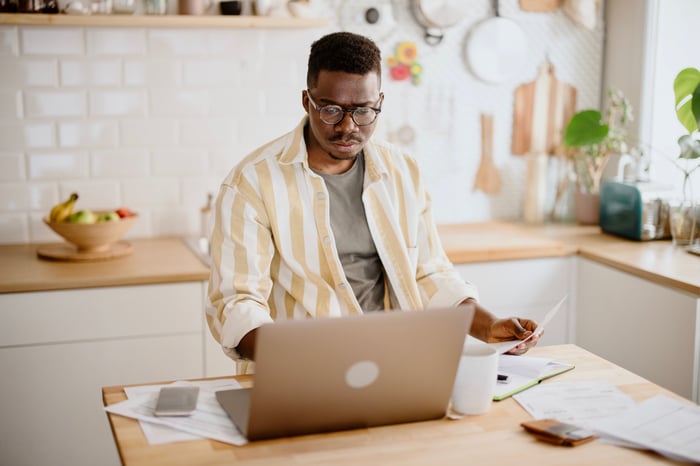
[450,344,498,415]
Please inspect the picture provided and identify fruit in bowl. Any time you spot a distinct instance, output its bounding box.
[44,193,138,253]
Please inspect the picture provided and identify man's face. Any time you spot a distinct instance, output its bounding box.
[303,70,382,170]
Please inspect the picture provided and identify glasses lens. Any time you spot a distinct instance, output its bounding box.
[352,108,377,126]
[319,106,343,125]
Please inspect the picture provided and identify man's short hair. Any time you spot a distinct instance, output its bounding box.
[306,32,382,89]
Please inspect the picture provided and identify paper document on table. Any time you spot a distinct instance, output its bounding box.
[488,295,567,354]
[105,379,248,446]
[590,395,700,464]
[513,380,637,425]
[493,355,574,400]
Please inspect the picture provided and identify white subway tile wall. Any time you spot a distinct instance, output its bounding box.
[0,0,603,244]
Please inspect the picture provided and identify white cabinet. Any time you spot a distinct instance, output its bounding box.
[0,282,205,466]
[575,257,700,402]
[455,257,574,346]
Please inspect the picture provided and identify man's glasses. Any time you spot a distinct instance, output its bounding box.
[306,90,383,127]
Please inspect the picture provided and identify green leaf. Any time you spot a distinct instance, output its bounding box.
[564,110,609,147]
[678,134,700,159]
[673,67,700,133]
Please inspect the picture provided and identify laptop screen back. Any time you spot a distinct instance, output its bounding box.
[240,306,474,440]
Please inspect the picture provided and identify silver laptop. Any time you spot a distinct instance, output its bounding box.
[215,306,474,441]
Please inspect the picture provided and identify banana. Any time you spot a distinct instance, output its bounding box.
[49,193,79,222]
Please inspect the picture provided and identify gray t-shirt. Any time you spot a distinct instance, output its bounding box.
[313,154,385,312]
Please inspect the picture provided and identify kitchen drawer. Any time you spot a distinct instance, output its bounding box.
[0,282,203,347]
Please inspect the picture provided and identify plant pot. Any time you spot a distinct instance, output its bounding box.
[574,191,600,225]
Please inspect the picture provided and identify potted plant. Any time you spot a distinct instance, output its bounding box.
[670,67,700,246]
[563,88,639,224]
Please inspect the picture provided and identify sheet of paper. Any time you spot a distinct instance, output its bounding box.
[106,379,247,446]
[488,295,567,354]
[590,395,700,464]
[493,355,573,399]
[513,380,637,425]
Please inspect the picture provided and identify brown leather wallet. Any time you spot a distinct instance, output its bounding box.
[521,419,597,447]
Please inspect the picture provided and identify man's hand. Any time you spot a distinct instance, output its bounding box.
[488,317,540,355]
[463,298,540,355]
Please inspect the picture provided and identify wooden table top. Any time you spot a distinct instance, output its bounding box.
[102,344,687,466]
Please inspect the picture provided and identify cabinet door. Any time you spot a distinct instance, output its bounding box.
[0,282,204,466]
[576,257,700,401]
[455,257,573,346]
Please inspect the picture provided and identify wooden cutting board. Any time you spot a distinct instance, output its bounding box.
[511,62,577,156]
[519,0,562,12]
[37,241,133,262]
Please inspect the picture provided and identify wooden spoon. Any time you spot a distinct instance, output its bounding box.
[473,113,501,194]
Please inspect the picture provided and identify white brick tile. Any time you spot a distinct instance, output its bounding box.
[0,91,20,118]
[123,58,181,87]
[58,121,118,147]
[29,182,57,211]
[209,88,263,117]
[150,89,208,117]
[152,147,207,176]
[0,213,29,244]
[24,122,56,148]
[181,176,219,207]
[24,91,86,118]
[89,90,146,116]
[120,119,177,146]
[148,30,209,56]
[60,59,122,87]
[27,151,89,179]
[86,28,147,56]
[180,118,236,146]
[57,179,120,210]
[23,59,59,87]
[0,27,19,56]
[21,28,85,56]
[0,122,24,150]
[122,177,180,206]
[182,58,239,87]
[0,183,31,211]
[29,212,58,243]
[0,59,58,88]
[91,149,150,177]
[263,86,302,116]
[151,207,197,236]
[208,29,264,59]
[210,146,246,176]
[0,152,26,181]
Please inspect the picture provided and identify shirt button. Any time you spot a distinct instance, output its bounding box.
[316,192,325,200]
[323,236,331,244]
[338,283,347,289]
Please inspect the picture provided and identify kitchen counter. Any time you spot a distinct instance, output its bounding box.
[0,237,209,293]
[0,223,698,295]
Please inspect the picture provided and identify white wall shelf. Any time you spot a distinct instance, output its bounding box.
[0,12,328,28]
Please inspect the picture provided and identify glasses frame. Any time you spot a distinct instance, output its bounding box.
[305,90,383,127]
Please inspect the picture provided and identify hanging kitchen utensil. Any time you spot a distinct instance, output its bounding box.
[338,0,398,44]
[410,0,470,46]
[473,113,501,195]
[511,61,577,156]
[464,0,528,84]
[518,0,561,12]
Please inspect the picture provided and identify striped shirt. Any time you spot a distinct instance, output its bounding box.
[206,116,479,362]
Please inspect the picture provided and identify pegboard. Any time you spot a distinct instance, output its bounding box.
[332,0,605,223]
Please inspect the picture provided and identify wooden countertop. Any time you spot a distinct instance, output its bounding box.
[102,344,688,466]
[0,237,209,293]
[1,223,698,295]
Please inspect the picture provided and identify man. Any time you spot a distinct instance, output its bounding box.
[206,32,538,368]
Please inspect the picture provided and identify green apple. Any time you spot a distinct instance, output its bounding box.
[67,210,97,224]
[97,211,120,222]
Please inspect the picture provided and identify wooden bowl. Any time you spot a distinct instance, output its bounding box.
[43,213,138,253]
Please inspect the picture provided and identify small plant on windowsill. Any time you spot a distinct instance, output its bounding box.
[563,87,641,224]
[670,67,700,246]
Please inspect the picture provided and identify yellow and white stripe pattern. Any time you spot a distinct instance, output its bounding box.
[206,116,479,360]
